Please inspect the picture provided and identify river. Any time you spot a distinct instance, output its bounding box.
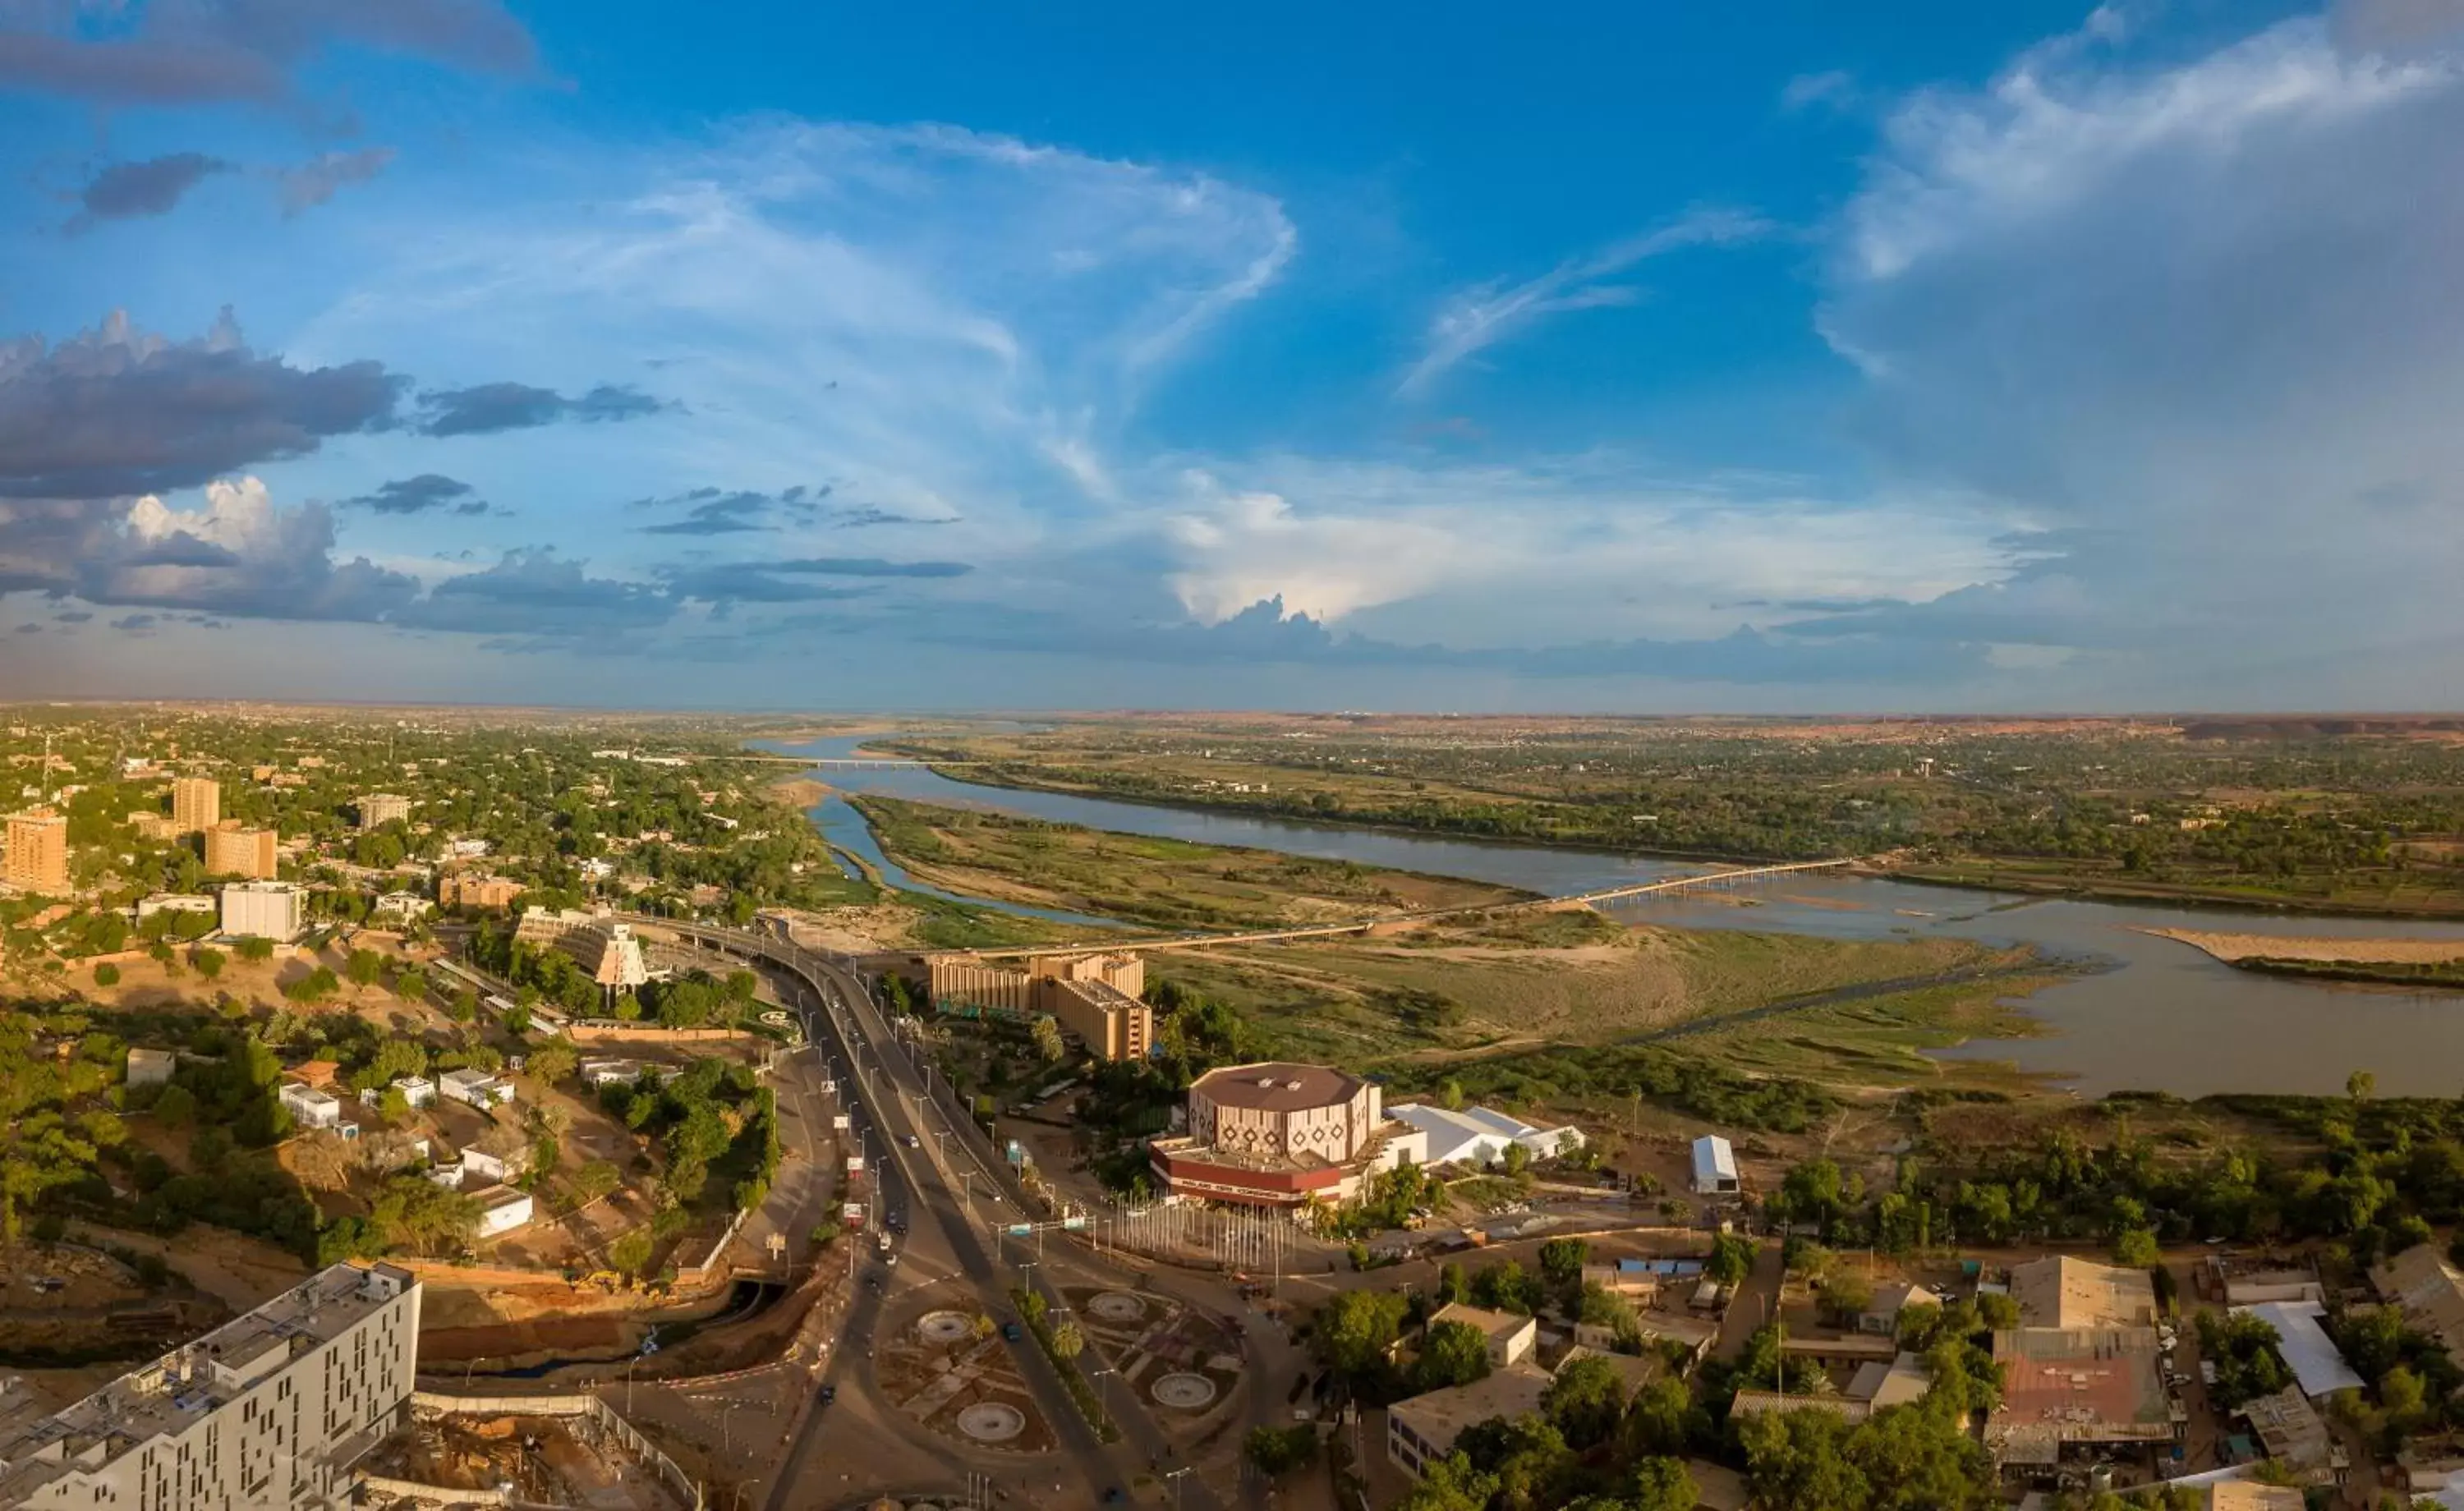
[764,736,2464,1099]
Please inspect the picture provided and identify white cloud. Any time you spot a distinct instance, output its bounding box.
[1395,207,1772,399]
[1814,7,2464,698]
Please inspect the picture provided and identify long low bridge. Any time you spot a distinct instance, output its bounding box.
[963,856,1863,960]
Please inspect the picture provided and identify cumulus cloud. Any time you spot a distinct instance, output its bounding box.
[0,309,401,499]
[344,474,486,515]
[67,154,231,232]
[0,0,536,108]
[1815,7,2464,692]
[279,147,396,214]
[1397,207,1772,398]
[82,477,420,620]
[414,381,671,437]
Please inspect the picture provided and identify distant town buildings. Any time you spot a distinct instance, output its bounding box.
[1147,1060,1428,1207]
[356,792,412,829]
[170,775,220,835]
[125,1046,177,1087]
[1387,1362,1554,1479]
[0,1262,421,1510]
[373,890,434,921]
[278,1080,345,1131]
[203,820,278,880]
[1424,1302,1538,1367]
[3,807,68,893]
[218,880,305,941]
[439,1067,515,1109]
[439,872,525,911]
[473,1185,536,1238]
[2011,1255,2158,1330]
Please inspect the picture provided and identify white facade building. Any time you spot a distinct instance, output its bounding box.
[278,1081,342,1131]
[0,1263,421,1510]
[1691,1135,1740,1196]
[217,880,304,942]
[437,1068,513,1109]
[473,1186,535,1238]
[1386,1103,1586,1167]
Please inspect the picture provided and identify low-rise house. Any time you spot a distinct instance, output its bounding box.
[1844,1351,1933,1411]
[1986,1327,2181,1477]
[1632,1309,1719,1363]
[472,1185,535,1239]
[1386,1362,1554,1478]
[1691,1135,1740,1196]
[2010,1255,2158,1330]
[372,891,434,921]
[1860,1280,1946,1335]
[2373,1244,2464,1371]
[278,1081,342,1131]
[1425,1302,1538,1368]
[125,1046,177,1088]
[437,1067,514,1108]
[1581,1256,1704,1300]
[2238,1385,2344,1480]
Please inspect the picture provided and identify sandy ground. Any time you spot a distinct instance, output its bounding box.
[2144,927,2464,964]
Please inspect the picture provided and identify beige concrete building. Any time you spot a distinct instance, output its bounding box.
[515,908,649,996]
[203,820,278,880]
[1386,1362,1554,1478]
[1188,1061,1383,1162]
[2011,1255,2159,1330]
[0,1262,420,1510]
[1424,1302,1538,1367]
[3,807,69,893]
[356,792,412,829]
[219,880,305,941]
[440,872,525,910]
[2374,1243,2464,1370]
[170,776,220,835]
[922,950,1156,1062]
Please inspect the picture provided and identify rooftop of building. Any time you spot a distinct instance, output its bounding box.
[1427,1302,1538,1344]
[2240,1384,2337,1470]
[1191,1061,1365,1112]
[0,1264,415,1502]
[1387,1101,1573,1147]
[1987,1327,2173,1454]
[1388,1362,1554,1447]
[2010,1254,2158,1330]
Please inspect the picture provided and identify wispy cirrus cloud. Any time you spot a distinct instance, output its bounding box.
[1395,207,1772,399]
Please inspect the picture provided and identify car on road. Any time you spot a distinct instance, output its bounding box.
[1101,1491,1124,1505]
[1001,1321,1023,1342]
[905,1133,920,1148]
[819,1385,836,1404]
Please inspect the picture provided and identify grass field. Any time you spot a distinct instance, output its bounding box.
[852,793,1529,930]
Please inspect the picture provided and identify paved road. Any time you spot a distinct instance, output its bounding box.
[664,923,1202,1510]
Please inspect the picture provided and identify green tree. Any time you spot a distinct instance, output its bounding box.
[1243,1424,1318,1478]
[608,1228,653,1276]
[1031,1014,1066,1063]
[1626,1458,1699,1511]
[191,947,224,980]
[1314,1288,1409,1378]
[1542,1353,1627,1449]
[1414,1320,1493,1392]
[93,962,120,986]
[1538,1238,1589,1286]
[2113,1226,2162,1267]
[526,1036,579,1086]
[237,936,274,962]
[1049,1320,1085,1360]
[1708,1232,1757,1285]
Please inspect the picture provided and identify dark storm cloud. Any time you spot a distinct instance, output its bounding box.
[278,147,395,214]
[345,473,480,516]
[0,0,536,108]
[392,549,674,637]
[415,381,672,437]
[0,309,402,499]
[67,153,231,231]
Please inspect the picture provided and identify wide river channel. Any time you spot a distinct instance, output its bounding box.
[767,735,2464,1099]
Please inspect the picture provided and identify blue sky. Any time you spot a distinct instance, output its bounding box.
[2,0,2458,710]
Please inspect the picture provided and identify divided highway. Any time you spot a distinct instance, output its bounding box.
[644,919,1220,1511]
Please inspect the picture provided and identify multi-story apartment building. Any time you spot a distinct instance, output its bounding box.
[356,794,412,830]
[170,777,221,836]
[203,822,279,880]
[3,807,69,894]
[439,873,524,911]
[219,880,305,942]
[0,1262,421,1510]
[916,950,1155,1062]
